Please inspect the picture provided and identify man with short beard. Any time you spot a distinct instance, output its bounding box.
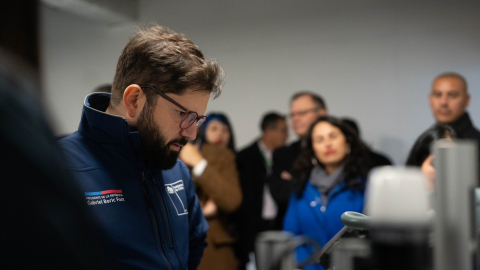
[58,24,224,269]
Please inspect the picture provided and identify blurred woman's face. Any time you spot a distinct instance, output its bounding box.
[205,119,230,149]
[421,155,435,190]
[312,122,348,171]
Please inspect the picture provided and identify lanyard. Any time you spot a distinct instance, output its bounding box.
[258,148,273,175]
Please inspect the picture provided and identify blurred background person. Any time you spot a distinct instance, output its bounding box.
[342,117,393,167]
[428,73,477,137]
[406,125,457,190]
[408,72,480,183]
[1,1,105,268]
[283,116,371,270]
[269,91,327,230]
[235,112,288,269]
[179,112,242,270]
[410,73,480,166]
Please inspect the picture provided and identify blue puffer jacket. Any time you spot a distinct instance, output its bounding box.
[283,180,365,270]
[58,93,208,270]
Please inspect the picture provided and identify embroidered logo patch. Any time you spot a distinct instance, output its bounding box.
[85,190,125,206]
[165,180,188,216]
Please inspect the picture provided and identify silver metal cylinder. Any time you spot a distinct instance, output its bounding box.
[433,139,478,270]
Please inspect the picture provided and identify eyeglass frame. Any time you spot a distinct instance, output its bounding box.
[139,85,207,130]
[289,107,320,118]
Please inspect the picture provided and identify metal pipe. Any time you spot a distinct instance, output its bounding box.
[433,139,478,270]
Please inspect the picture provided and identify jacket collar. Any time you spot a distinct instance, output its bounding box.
[447,112,474,136]
[78,93,142,153]
[305,180,346,204]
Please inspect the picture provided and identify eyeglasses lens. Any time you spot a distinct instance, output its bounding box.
[181,113,198,129]
[196,117,206,129]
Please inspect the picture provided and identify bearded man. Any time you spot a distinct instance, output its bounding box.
[58,24,224,269]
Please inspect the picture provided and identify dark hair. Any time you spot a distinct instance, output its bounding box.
[292,116,371,198]
[198,112,236,152]
[111,23,224,107]
[406,125,457,167]
[341,118,360,136]
[260,112,286,131]
[290,91,327,111]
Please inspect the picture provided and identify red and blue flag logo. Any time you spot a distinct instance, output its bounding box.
[85,189,125,206]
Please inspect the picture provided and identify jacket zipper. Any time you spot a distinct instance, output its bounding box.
[141,172,174,270]
[152,176,175,247]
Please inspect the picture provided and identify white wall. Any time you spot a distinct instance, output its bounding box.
[40,0,480,164]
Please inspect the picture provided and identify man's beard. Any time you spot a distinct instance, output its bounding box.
[135,105,188,170]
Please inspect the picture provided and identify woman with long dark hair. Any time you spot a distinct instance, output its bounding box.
[179,112,242,270]
[283,116,372,270]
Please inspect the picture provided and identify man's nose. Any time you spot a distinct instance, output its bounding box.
[440,95,449,106]
[181,124,197,140]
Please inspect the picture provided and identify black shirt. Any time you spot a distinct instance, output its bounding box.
[449,112,480,144]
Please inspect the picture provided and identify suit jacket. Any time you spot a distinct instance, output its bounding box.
[268,140,303,228]
[235,140,269,260]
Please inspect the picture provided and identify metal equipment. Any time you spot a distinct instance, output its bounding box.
[254,140,479,270]
[433,140,478,270]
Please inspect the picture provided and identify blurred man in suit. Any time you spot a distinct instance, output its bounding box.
[236,112,288,268]
[268,92,327,229]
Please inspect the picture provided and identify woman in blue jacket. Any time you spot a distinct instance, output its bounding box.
[283,116,372,270]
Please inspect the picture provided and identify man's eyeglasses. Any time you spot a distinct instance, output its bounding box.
[289,108,319,118]
[140,86,207,130]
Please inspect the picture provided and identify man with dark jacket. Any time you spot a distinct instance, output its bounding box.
[268,92,327,229]
[429,73,480,139]
[58,24,224,269]
[409,72,480,164]
[236,112,288,268]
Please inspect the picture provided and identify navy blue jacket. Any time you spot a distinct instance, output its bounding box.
[283,180,365,270]
[58,93,208,270]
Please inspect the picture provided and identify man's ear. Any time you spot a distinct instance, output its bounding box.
[123,84,147,122]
